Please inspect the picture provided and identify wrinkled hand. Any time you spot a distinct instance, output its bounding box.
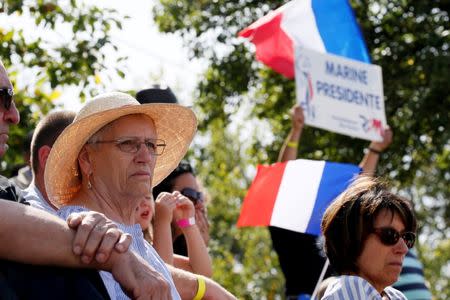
[173,192,195,222]
[67,211,132,264]
[369,127,393,152]
[155,192,177,223]
[291,105,305,132]
[195,209,210,245]
[111,251,172,300]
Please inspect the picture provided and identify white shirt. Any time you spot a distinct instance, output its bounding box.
[23,182,57,215]
[322,275,407,300]
[57,205,181,300]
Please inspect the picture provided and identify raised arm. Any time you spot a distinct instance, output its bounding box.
[278,105,305,162]
[153,192,178,265]
[173,193,212,277]
[359,128,393,176]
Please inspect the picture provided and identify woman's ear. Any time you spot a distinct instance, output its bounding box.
[78,145,93,176]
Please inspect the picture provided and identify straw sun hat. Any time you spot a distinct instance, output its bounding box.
[44,92,197,207]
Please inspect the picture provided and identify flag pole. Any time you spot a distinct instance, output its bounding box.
[311,258,329,299]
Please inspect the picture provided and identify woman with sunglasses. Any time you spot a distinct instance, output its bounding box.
[320,175,416,299]
[135,191,213,277]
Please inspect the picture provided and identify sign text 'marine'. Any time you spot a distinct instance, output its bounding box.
[325,61,368,85]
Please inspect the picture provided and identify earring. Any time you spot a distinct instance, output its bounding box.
[87,173,92,189]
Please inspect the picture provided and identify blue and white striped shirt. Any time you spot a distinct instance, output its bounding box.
[321,275,407,300]
[58,205,181,300]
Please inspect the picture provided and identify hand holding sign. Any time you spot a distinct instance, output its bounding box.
[291,105,305,132]
[369,127,393,153]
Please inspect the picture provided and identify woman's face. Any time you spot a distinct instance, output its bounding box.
[172,172,204,210]
[88,114,157,199]
[356,209,409,292]
[136,195,154,230]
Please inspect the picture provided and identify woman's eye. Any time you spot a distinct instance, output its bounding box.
[145,141,157,150]
[120,140,136,146]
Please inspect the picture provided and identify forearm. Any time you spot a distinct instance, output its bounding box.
[360,128,392,175]
[359,149,381,176]
[278,128,302,162]
[168,265,197,299]
[152,218,174,265]
[0,201,81,266]
[168,265,235,300]
[0,201,125,272]
[182,225,213,277]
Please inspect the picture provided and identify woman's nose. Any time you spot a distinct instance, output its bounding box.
[395,237,409,254]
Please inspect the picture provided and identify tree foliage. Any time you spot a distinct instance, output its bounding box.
[154,0,449,298]
[0,0,125,175]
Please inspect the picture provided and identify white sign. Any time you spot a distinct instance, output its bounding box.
[295,47,387,142]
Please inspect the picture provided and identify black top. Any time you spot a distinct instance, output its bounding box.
[173,234,188,256]
[0,175,24,203]
[269,226,334,297]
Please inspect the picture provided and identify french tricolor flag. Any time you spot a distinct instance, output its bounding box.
[237,159,361,235]
[238,0,370,78]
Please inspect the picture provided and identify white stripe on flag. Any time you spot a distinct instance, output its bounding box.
[281,0,326,52]
[270,159,325,232]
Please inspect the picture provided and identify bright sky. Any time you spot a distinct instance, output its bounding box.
[3,0,205,111]
[80,0,205,107]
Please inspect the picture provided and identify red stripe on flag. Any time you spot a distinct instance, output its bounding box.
[238,10,294,78]
[237,162,287,227]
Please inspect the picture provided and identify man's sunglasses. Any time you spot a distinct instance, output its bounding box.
[180,187,203,205]
[0,88,14,111]
[372,227,416,249]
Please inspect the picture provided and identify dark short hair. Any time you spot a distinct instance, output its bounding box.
[152,161,195,198]
[321,176,416,274]
[136,85,178,104]
[30,110,76,174]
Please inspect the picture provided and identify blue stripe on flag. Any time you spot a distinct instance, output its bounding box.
[305,161,361,235]
[311,0,371,63]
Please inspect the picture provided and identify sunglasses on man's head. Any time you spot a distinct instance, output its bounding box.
[372,227,416,249]
[180,187,203,205]
[0,88,14,111]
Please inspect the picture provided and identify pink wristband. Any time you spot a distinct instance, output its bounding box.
[177,217,196,228]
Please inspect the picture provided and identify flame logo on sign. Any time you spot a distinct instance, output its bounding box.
[360,115,383,136]
[296,54,315,119]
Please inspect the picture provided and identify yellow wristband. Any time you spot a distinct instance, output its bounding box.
[193,276,206,300]
[287,141,298,148]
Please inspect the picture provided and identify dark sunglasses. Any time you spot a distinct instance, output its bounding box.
[180,187,203,205]
[372,227,416,249]
[0,88,14,111]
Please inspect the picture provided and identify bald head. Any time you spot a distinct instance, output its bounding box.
[0,60,12,89]
[0,59,20,157]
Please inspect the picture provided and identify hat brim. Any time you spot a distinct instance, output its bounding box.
[45,103,196,207]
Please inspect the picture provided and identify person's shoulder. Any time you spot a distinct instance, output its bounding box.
[0,175,24,202]
[9,166,32,189]
[321,275,380,299]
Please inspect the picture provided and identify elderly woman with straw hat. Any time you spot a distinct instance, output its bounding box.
[44,92,235,300]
